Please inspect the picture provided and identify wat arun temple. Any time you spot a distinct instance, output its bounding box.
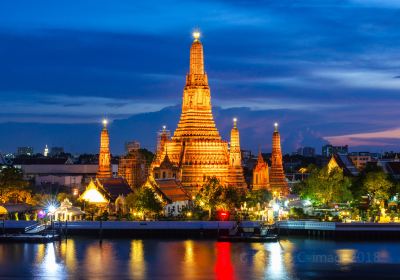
[150,32,247,192]
[91,31,289,197]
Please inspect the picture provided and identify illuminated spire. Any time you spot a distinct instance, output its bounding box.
[189,30,204,76]
[257,148,264,164]
[270,122,289,197]
[228,117,246,188]
[230,118,241,167]
[97,120,112,179]
[174,29,219,140]
[253,146,269,191]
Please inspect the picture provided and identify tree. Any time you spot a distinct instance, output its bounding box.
[125,187,163,220]
[245,189,272,209]
[220,186,245,211]
[195,177,224,219]
[363,171,392,204]
[0,166,30,203]
[351,164,383,200]
[300,167,352,206]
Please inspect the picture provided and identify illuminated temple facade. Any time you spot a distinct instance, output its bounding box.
[269,123,289,197]
[151,33,246,192]
[252,150,270,191]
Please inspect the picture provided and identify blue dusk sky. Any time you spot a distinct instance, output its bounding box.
[0,0,400,155]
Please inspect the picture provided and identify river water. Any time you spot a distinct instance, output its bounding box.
[0,238,400,279]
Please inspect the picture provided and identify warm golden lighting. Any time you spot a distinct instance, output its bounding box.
[270,121,289,196]
[81,188,107,203]
[80,181,108,203]
[337,249,355,265]
[130,240,146,279]
[97,118,112,178]
[192,30,200,40]
[150,29,246,192]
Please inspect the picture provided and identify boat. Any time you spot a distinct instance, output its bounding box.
[217,221,279,242]
[0,234,60,243]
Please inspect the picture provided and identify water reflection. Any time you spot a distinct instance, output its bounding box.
[337,249,355,265]
[182,240,196,279]
[215,242,235,280]
[0,238,400,279]
[84,241,116,278]
[60,240,77,272]
[266,242,288,280]
[130,240,146,279]
[34,243,65,278]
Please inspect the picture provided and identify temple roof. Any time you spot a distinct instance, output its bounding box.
[329,154,359,176]
[159,153,178,170]
[98,178,132,201]
[153,179,190,203]
[386,162,400,176]
[81,178,132,203]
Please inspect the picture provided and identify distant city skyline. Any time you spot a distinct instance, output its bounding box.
[1,1,400,153]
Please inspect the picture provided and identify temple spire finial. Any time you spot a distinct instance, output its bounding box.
[192,30,200,42]
[274,122,278,132]
[233,118,237,129]
[102,118,108,128]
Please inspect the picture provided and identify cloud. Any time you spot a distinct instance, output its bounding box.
[313,69,400,90]
[0,1,400,153]
[350,0,400,8]
[0,92,170,123]
[324,128,400,147]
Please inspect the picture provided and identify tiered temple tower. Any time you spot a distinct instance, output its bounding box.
[269,123,289,196]
[97,119,112,179]
[252,150,270,190]
[227,118,247,188]
[151,32,246,192]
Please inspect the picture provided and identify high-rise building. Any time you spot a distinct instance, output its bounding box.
[348,152,372,171]
[269,123,289,197]
[43,145,49,157]
[97,119,112,179]
[150,32,246,192]
[296,146,315,157]
[252,150,269,190]
[49,147,64,157]
[17,147,33,156]
[322,144,348,157]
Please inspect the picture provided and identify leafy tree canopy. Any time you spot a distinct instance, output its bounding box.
[300,166,352,206]
[126,187,163,219]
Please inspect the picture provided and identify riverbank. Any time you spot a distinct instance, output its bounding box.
[3,220,400,239]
